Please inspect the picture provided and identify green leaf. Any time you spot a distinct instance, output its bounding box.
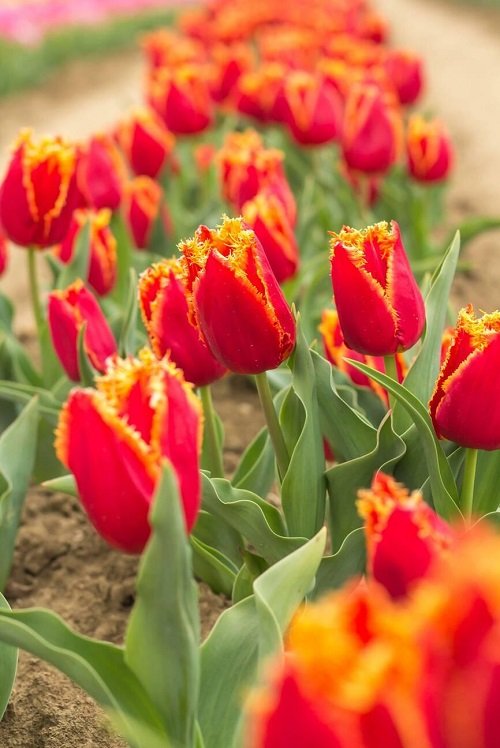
[0,380,60,422]
[443,217,500,253]
[56,220,91,289]
[313,528,366,597]
[0,593,17,721]
[326,413,406,550]
[198,529,326,748]
[0,607,167,747]
[470,449,500,517]
[42,473,78,496]
[125,465,199,748]
[347,360,460,520]
[0,293,13,331]
[192,510,241,569]
[0,398,39,590]
[118,268,139,357]
[232,427,275,498]
[393,232,460,432]
[77,324,99,386]
[190,536,236,597]
[202,476,304,565]
[110,211,134,307]
[279,322,326,537]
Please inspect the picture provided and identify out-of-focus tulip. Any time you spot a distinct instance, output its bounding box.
[406,115,453,183]
[194,143,216,174]
[55,348,203,553]
[0,232,8,276]
[429,305,500,450]
[210,42,254,102]
[0,129,78,248]
[116,108,176,180]
[54,209,117,296]
[357,472,453,598]
[148,64,214,135]
[125,176,170,250]
[330,221,425,355]
[242,192,299,283]
[138,258,227,386]
[180,216,296,374]
[319,309,407,404]
[341,83,403,174]
[48,280,117,381]
[77,134,125,211]
[235,63,287,123]
[142,28,206,70]
[276,71,343,146]
[384,49,424,105]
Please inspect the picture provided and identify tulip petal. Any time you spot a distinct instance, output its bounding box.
[387,222,426,350]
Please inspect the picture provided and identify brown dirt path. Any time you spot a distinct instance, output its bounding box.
[379,0,500,309]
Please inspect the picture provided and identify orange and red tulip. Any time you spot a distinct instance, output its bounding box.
[148,63,214,135]
[429,306,500,449]
[48,280,117,381]
[125,176,170,251]
[116,108,176,180]
[138,258,227,387]
[54,209,117,296]
[210,42,254,102]
[77,134,125,211]
[277,70,343,146]
[406,115,453,183]
[330,221,425,356]
[55,348,203,553]
[180,216,296,374]
[0,130,78,248]
[384,49,424,105]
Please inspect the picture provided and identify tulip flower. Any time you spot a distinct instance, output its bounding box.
[384,49,424,105]
[319,309,407,404]
[210,42,254,102]
[429,306,500,450]
[55,348,203,553]
[138,258,227,386]
[357,472,453,598]
[116,108,176,180]
[54,209,117,296]
[48,280,117,381]
[406,115,453,183]
[276,70,343,146]
[125,176,170,251]
[180,216,296,375]
[242,192,299,283]
[0,129,78,248]
[329,221,425,356]
[148,63,214,135]
[77,134,125,211]
[341,83,403,174]
[142,28,206,70]
[0,231,8,276]
[235,63,287,123]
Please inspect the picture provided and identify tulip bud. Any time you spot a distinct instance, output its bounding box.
[138,258,227,386]
[329,221,425,356]
[116,108,176,180]
[276,70,343,146]
[406,115,453,183]
[384,49,424,105]
[0,231,8,276]
[48,280,117,381]
[341,83,403,174]
[148,63,214,135]
[242,192,299,283]
[180,216,296,374]
[77,134,125,211]
[125,176,171,251]
[357,472,453,598]
[54,209,117,296]
[55,348,203,553]
[0,129,78,248]
[430,305,500,449]
[235,63,287,123]
[210,42,254,102]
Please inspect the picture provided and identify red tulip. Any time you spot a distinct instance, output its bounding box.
[55,348,203,553]
[116,108,176,180]
[277,70,343,146]
[125,176,170,250]
[77,134,125,211]
[0,129,78,248]
[148,63,214,135]
[341,83,403,174]
[235,63,287,123]
[54,209,117,296]
[407,115,453,183]
[138,258,227,386]
[210,42,254,102]
[430,305,500,449]
[384,49,424,105]
[48,280,117,381]
[180,216,296,374]
[330,221,425,355]
[0,231,8,276]
[242,191,299,283]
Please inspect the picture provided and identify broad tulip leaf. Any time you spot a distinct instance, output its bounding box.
[111,212,134,307]
[192,510,242,569]
[198,529,326,748]
[348,360,460,519]
[202,476,304,565]
[0,293,13,331]
[56,221,91,290]
[232,427,275,498]
[0,398,38,590]
[313,528,367,597]
[279,322,326,537]
[42,473,78,496]
[0,380,60,422]
[471,450,500,517]
[0,593,17,721]
[76,324,99,387]
[326,413,406,550]
[125,465,199,748]
[393,232,460,433]
[2,333,42,387]
[444,217,500,253]
[0,607,167,747]
[118,268,139,357]
[190,536,237,597]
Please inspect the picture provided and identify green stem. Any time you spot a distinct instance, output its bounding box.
[255,371,289,479]
[461,447,478,519]
[200,385,224,479]
[383,354,399,413]
[27,248,45,366]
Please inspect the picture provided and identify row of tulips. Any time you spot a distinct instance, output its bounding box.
[0,0,500,745]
